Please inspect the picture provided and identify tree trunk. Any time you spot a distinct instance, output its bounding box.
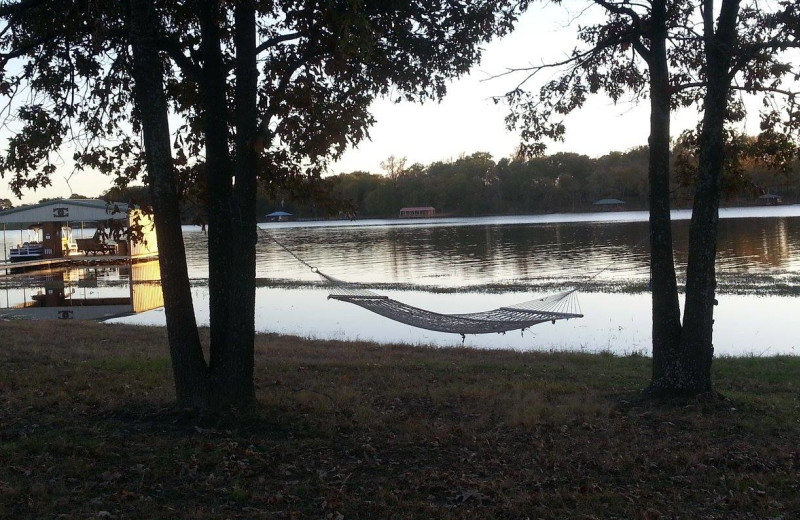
[198,0,255,408]
[198,0,233,362]
[224,0,258,405]
[128,0,207,407]
[677,0,740,393]
[646,0,683,394]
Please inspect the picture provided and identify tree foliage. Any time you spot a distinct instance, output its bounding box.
[309,146,797,218]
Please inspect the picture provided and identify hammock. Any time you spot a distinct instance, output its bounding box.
[321,271,582,335]
[269,235,584,336]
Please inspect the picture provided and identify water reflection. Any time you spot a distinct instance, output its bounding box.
[0,261,163,320]
[713,217,799,271]
[246,221,653,286]
[182,209,800,288]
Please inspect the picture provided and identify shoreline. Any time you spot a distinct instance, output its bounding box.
[1,316,785,360]
[3,273,797,296]
[251,203,800,227]
[165,204,800,231]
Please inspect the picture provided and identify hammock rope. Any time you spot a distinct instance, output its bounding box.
[266,233,584,336]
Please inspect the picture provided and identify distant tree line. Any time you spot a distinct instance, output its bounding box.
[99,145,799,221]
[270,146,799,219]
[5,143,794,222]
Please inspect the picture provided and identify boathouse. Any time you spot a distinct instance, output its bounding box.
[399,206,436,218]
[592,198,626,211]
[758,194,783,206]
[265,210,293,222]
[0,199,158,265]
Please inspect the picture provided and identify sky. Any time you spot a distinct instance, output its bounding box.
[331,4,652,174]
[0,4,764,204]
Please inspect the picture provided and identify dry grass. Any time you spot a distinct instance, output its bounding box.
[1,320,798,519]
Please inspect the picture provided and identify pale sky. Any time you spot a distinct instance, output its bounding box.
[0,4,763,204]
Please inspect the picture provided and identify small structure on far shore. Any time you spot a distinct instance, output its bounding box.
[593,198,626,211]
[758,194,783,206]
[399,206,435,218]
[265,210,293,222]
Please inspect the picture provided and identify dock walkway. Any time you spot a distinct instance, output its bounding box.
[0,254,158,276]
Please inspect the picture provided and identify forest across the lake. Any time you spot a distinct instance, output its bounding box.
[294,148,800,218]
[26,145,797,223]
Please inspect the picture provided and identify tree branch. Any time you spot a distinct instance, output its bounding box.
[254,31,302,55]
[158,36,202,83]
[488,24,641,91]
[592,0,641,24]
[593,0,651,63]
[0,33,53,67]
[730,85,798,97]
[262,58,304,129]
[0,0,49,18]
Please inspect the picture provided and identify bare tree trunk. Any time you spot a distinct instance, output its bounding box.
[197,0,238,407]
[128,0,207,407]
[678,0,740,394]
[197,0,255,408]
[225,0,258,405]
[646,0,683,394]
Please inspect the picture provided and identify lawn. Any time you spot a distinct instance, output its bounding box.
[1,320,798,519]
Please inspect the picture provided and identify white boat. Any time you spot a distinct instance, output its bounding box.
[7,226,76,263]
[10,226,44,262]
[10,242,45,262]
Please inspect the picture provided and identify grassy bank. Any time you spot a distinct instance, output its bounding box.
[1,321,798,519]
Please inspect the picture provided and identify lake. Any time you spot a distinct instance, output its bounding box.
[3,206,799,355]
[122,206,800,356]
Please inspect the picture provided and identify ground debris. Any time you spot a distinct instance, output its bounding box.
[0,321,798,519]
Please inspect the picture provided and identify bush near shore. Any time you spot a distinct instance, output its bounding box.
[1,320,798,519]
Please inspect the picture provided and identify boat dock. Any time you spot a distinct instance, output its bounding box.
[1,199,161,277]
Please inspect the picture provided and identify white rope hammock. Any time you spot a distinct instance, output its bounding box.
[268,234,584,336]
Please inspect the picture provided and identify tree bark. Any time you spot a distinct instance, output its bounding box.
[225,0,258,405]
[128,0,207,407]
[646,0,683,393]
[198,0,233,366]
[198,0,255,408]
[678,0,740,393]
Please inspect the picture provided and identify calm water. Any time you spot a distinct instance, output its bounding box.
[6,206,800,355]
[178,206,800,289]
[116,206,800,355]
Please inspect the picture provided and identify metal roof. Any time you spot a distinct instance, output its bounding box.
[0,199,129,225]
